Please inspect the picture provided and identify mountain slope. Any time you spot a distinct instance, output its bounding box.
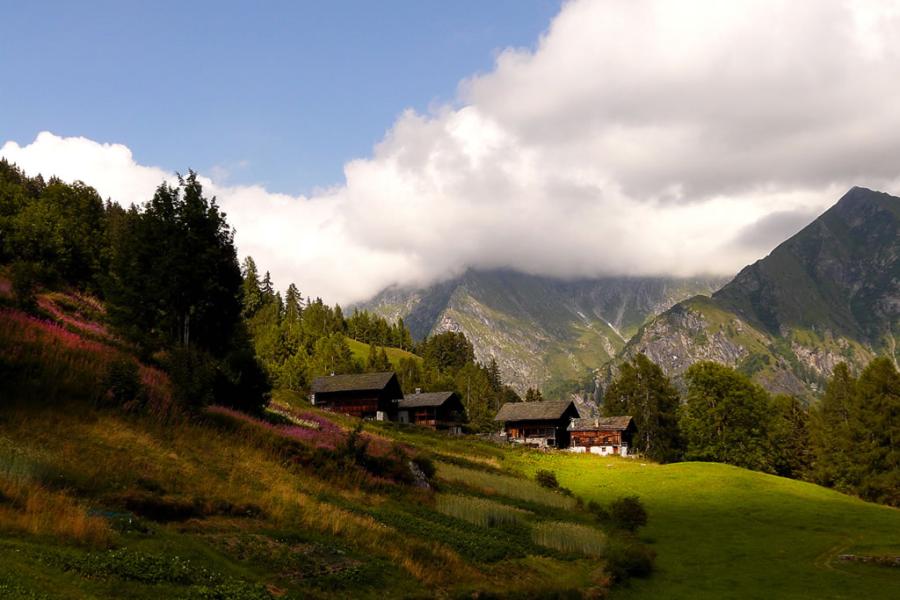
[616,187,899,395]
[359,270,727,393]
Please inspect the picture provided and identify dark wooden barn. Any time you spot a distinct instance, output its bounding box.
[494,399,581,448]
[397,390,465,433]
[310,372,402,420]
[568,416,636,456]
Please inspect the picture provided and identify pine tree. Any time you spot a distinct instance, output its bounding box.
[810,363,857,489]
[487,357,503,392]
[525,387,544,402]
[241,256,263,318]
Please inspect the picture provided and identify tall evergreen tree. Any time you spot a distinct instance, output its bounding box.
[240,256,263,318]
[810,363,857,490]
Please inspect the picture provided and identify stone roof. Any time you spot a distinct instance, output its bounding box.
[398,391,456,409]
[568,416,634,432]
[494,399,576,422]
[311,372,396,394]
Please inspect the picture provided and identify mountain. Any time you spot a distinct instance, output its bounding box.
[616,187,900,396]
[357,270,727,394]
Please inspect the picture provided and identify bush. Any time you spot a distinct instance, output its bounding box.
[412,455,437,480]
[605,539,656,581]
[535,469,560,489]
[609,496,648,532]
[587,500,610,522]
[10,260,39,310]
[165,347,216,411]
[103,357,141,407]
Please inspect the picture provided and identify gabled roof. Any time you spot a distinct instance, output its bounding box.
[398,391,457,409]
[494,399,577,422]
[311,372,397,394]
[568,416,634,432]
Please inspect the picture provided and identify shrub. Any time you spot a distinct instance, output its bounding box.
[609,496,648,532]
[587,500,610,522]
[103,357,141,407]
[412,455,436,480]
[605,539,656,581]
[535,469,560,489]
[10,261,39,311]
[165,347,216,411]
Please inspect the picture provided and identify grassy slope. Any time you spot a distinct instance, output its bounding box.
[3,282,900,598]
[344,337,421,369]
[508,453,900,600]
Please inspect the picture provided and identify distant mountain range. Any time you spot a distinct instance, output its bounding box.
[360,187,899,399]
[356,270,727,394]
[615,187,900,397]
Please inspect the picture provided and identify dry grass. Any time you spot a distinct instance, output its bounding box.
[0,443,111,547]
[532,522,606,557]
[436,494,531,527]
[436,462,577,509]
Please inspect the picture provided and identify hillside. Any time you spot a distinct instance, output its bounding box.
[614,187,900,396]
[359,270,727,394]
[0,284,628,598]
[512,454,900,600]
[2,284,899,598]
[344,336,422,370]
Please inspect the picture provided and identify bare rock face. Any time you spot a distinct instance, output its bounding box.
[607,187,898,399]
[357,270,725,394]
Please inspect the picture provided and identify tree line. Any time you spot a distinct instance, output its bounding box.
[603,353,899,506]
[239,261,521,432]
[0,161,268,412]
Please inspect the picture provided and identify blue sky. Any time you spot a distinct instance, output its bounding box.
[3,1,897,304]
[0,0,560,194]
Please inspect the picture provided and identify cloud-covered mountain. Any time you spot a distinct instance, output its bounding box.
[356,271,727,394]
[615,187,900,396]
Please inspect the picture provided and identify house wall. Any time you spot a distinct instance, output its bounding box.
[569,429,630,457]
[315,390,386,418]
[504,419,570,447]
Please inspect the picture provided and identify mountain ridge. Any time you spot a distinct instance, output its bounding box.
[357,270,728,393]
[613,186,899,397]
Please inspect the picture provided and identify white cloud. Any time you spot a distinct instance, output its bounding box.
[4,0,900,305]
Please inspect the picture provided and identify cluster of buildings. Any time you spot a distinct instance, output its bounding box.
[310,371,635,455]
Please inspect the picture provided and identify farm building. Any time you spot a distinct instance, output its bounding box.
[568,416,636,456]
[494,400,581,448]
[397,390,465,433]
[310,372,402,420]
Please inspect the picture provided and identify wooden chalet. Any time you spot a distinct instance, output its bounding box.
[494,399,580,448]
[397,390,465,434]
[568,416,636,456]
[310,372,402,420]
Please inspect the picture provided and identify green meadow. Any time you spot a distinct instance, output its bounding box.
[508,453,900,600]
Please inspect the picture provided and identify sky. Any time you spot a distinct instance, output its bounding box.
[3,0,900,305]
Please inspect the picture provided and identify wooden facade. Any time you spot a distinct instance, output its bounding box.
[568,416,635,456]
[310,372,403,419]
[397,391,465,432]
[494,400,581,448]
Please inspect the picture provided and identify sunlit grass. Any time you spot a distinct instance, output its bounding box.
[436,462,576,509]
[532,521,606,557]
[435,494,531,527]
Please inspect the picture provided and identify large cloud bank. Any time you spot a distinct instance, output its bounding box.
[4,0,900,305]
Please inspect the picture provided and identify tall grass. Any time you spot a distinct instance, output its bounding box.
[532,522,606,557]
[436,462,577,509]
[0,444,111,547]
[435,494,531,527]
[0,308,173,415]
